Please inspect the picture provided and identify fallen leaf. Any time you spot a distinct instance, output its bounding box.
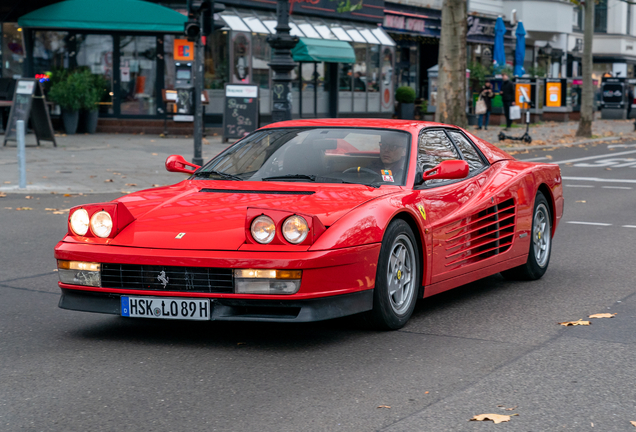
[104,179,113,183]
[152,184,161,187]
[25,196,33,199]
[113,172,122,175]
[152,153,158,156]
[4,207,13,209]
[630,420,636,427]
[3,181,10,184]
[90,175,96,178]
[425,391,429,394]
[237,342,246,345]
[545,155,553,159]
[377,405,391,409]
[469,413,518,424]
[45,208,58,211]
[0,192,6,198]
[576,200,586,203]
[125,183,137,187]
[559,319,591,326]
[52,211,67,214]
[16,207,33,211]
[588,313,617,319]
[606,168,612,171]
[203,138,210,145]
[63,194,71,197]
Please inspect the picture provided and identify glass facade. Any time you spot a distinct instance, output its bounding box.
[2,23,25,78]
[76,34,114,114]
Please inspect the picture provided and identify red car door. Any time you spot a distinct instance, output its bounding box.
[416,129,516,289]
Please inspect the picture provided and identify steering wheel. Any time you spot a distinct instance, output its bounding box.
[343,166,383,177]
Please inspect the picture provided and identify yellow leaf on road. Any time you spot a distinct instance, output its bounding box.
[630,420,636,427]
[576,200,586,203]
[559,319,591,326]
[125,183,137,187]
[588,313,617,319]
[104,179,113,183]
[0,192,6,198]
[470,414,518,424]
[16,207,33,211]
[377,405,391,409]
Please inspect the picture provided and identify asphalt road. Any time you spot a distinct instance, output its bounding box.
[1,141,636,431]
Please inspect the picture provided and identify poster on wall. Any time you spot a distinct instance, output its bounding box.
[546,81,562,107]
[515,83,531,109]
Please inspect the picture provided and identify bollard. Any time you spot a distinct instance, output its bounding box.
[17,120,26,189]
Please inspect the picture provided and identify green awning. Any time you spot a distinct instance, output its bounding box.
[18,0,187,33]
[292,38,355,64]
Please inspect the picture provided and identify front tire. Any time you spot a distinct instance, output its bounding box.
[502,191,552,281]
[366,219,421,330]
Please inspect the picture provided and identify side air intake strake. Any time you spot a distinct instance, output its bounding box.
[444,198,516,269]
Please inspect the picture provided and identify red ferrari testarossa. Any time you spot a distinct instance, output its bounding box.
[54,119,563,329]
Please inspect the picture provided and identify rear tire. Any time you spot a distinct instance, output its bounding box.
[502,191,552,281]
[365,219,421,330]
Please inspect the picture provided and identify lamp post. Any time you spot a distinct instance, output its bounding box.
[267,0,299,122]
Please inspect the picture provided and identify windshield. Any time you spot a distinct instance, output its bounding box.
[198,128,411,186]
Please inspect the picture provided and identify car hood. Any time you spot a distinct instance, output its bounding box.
[110,180,399,250]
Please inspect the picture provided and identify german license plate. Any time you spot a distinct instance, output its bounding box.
[121,296,210,321]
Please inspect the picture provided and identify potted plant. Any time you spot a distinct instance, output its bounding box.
[396,86,416,120]
[78,70,107,134]
[49,72,82,134]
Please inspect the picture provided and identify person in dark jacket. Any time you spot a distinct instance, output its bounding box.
[476,82,495,130]
[501,73,515,130]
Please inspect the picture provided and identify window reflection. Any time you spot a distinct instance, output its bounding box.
[119,36,156,115]
[76,35,113,115]
[449,131,486,172]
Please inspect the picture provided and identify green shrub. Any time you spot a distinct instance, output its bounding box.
[49,73,82,112]
[395,86,416,104]
[49,69,108,112]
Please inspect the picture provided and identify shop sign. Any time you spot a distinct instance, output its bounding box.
[174,39,195,61]
[546,81,562,107]
[467,16,495,38]
[383,15,425,33]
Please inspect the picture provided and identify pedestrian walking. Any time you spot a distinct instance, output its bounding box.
[501,73,515,130]
[475,82,495,130]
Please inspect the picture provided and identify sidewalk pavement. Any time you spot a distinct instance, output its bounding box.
[1,118,635,195]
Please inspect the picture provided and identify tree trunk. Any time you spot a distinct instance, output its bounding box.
[577,0,594,137]
[435,0,467,127]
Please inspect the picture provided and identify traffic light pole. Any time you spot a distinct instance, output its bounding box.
[267,0,298,122]
[192,34,204,166]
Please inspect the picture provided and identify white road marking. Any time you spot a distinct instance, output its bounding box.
[520,156,549,162]
[622,225,636,228]
[565,184,594,188]
[566,221,612,226]
[553,149,636,164]
[573,157,636,168]
[602,186,633,190]
[562,176,636,184]
[608,144,636,148]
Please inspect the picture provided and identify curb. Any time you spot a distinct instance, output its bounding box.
[496,136,626,152]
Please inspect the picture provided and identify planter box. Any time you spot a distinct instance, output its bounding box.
[399,103,414,120]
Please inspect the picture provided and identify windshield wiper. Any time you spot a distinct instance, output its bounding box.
[262,174,380,188]
[262,174,316,182]
[193,170,243,181]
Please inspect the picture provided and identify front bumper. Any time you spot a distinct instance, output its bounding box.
[59,288,373,322]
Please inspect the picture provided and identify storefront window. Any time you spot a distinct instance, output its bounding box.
[2,23,25,78]
[298,62,326,118]
[353,43,367,112]
[76,34,114,115]
[33,31,69,74]
[396,44,417,94]
[368,44,380,112]
[119,36,156,115]
[231,32,250,83]
[251,34,270,89]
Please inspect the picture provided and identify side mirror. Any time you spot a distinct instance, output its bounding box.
[165,155,201,175]
[422,160,469,182]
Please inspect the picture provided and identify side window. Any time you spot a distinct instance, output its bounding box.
[448,131,487,172]
[418,130,460,172]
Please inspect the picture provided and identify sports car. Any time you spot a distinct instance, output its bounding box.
[54,119,563,330]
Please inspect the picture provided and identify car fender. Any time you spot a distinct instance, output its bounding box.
[309,191,425,251]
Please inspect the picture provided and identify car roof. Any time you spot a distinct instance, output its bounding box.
[258,118,452,134]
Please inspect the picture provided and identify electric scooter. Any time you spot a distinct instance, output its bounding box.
[498,88,533,144]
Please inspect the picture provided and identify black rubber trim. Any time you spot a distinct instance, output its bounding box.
[199,189,315,195]
[58,288,373,323]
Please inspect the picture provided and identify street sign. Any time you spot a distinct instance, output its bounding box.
[3,78,56,147]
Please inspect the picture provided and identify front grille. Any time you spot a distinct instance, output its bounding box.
[101,264,233,293]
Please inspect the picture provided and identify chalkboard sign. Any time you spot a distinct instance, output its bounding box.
[3,79,56,147]
[223,84,259,142]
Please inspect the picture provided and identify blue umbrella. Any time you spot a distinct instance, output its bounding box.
[493,16,506,73]
[514,21,526,77]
